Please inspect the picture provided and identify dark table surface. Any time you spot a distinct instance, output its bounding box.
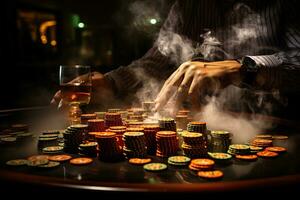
[0,107,300,195]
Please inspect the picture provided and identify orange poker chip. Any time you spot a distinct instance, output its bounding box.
[70,157,93,165]
[191,159,215,166]
[128,158,152,165]
[49,154,72,162]
[236,154,258,161]
[257,151,278,158]
[197,170,224,179]
[265,146,287,153]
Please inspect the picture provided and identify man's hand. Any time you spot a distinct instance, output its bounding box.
[154,60,241,112]
[50,72,114,109]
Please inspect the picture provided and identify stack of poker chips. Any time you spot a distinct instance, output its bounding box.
[158,118,177,132]
[63,124,87,153]
[227,144,250,155]
[94,111,106,119]
[177,110,190,116]
[181,131,208,158]
[142,125,160,155]
[11,124,29,133]
[107,126,127,147]
[175,115,189,130]
[188,158,215,171]
[126,121,143,128]
[251,139,273,148]
[95,132,123,162]
[128,115,144,122]
[88,119,105,132]
[255,134,273,140]
[143,101,155,111]
[187,121,208,146]
[104,112,123,128]
[210,131,232,153]
[123,132,147,158]
[81,114,97,124]
[78,141,98,157]
[38,132,59,149]
[108,108,121,113]
[156,131,179,157]
[208,152,232,165]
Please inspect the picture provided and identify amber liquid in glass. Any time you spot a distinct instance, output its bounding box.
[60,84,91,105]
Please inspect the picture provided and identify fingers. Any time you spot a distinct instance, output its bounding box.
[50,90,62,106]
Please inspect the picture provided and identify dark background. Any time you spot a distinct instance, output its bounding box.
[0,0,174,109]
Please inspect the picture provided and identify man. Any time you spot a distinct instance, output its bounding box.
[52,0,300,117]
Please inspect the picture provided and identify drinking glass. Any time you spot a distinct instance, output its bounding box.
[59,65,92,124]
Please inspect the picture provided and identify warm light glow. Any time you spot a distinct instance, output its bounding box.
[41,35,47,44]
[71,94,77,100]
[78,22,85,28]
[150,18,157,25]
[50,40,57,46]
[39,20,56,45]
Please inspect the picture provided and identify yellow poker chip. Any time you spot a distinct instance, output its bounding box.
[129,158,152,165]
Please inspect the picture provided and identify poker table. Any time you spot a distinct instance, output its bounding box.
[0,106,300,196]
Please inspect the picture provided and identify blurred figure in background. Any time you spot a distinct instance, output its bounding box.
[52,0,300,118]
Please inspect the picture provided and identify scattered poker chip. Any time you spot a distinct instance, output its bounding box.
[197,170,224,179]
[143,163,167,171]
[272,135,288,140]
[39,134,58,138]
[265,146,287,153]
[235,154,258,161]
[70,157,93,165]
[249,146,263,151]
[37,161,60,168]
[48,154,72,162]
[168,156,191,166]
[255,134,273,139]
[257,151,278,158]
[27,155,49,161]
[208,152,232,160]
[6,159,28,166]
[42,146,64,153]
[27,159,49,166]
[168,156,191,163]
[129,158,152,165]
[0,137,17,142]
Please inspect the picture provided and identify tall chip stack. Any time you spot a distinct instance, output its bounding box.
[156,131,179,157]
[94,112,106,120]
[107,126,127,147]
[175,115,189,130]
[95,132,123,162]
[126,121,143,128]
[123,132,147,158]
[251,139,273,148]
[104,112,123,128]
[87,119,105,140]
[158,118,177,132]
[142,101,155,117]
[181,131,208,158]
[187,121,208,146]
[210,130,232,153]
[63,124,87,153]
[142,125,160,155]
[80,114,97,125]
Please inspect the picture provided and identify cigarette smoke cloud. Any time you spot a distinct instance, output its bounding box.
[130,2,287,142]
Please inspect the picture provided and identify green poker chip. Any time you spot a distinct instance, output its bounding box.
[39,134,58,138]
[42,146,64,153]
[181,132,203,138]
[208,152,232,160]
[229,144,250,150]
[70,124,88,129]
[1,137,17,142]
[37,161,60,168]
[168,156,191,163]
[6,159,28,166]
[143,163,167,171]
